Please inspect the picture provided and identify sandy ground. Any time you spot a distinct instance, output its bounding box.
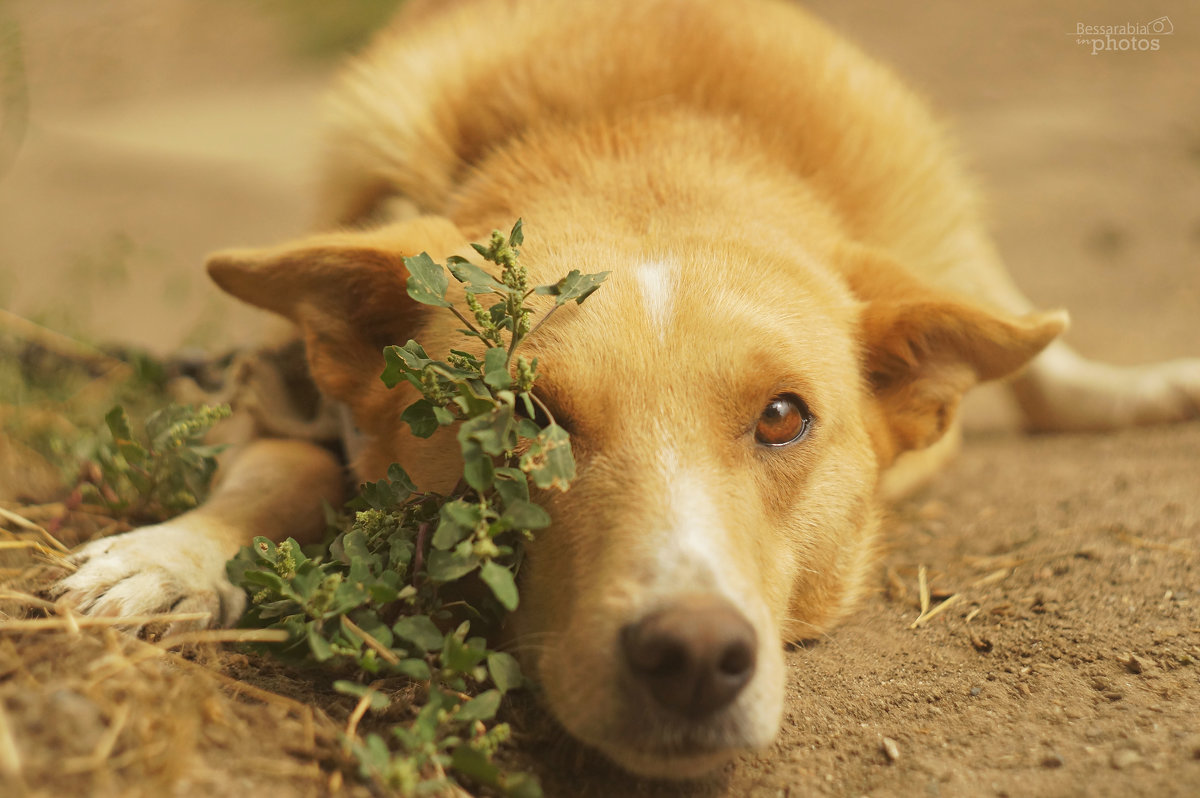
[1,1,1198,796]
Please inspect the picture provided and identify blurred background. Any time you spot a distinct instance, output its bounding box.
[0,0,1197,411]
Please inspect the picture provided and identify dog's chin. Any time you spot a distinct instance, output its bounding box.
[592,740,742,780]
[571,709,772,780]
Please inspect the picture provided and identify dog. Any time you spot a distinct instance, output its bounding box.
[54,0,1200,779]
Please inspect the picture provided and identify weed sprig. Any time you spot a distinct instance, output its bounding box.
[228,221,607,796]
[82,403,231,523]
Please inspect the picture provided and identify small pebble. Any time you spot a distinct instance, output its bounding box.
[882,736,901,763]
[1120,653,1146,674]
[1111,749,1142,770]
[1042,753,1065,769]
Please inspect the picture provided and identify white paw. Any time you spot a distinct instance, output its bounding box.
[1019,346,1200,431]
[1134,358,1200,422]
[52,522,246,630]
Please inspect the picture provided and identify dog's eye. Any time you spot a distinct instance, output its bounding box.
[755,394,812,446]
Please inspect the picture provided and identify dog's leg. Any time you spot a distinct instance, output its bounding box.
[917,233,1200,433]
[53,439,344,629]
[1011,341,1200,432]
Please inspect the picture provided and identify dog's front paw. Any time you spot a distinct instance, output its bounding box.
[51,523,246,630]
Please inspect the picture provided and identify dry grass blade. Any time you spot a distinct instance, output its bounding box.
[0,703,22,780]
[0,506,72,554]
[0,587,57,611]
[0,308,130,374]
[342,616,401,665]
[908,566,1011,629]
[1117,531,1196,556]
[158,628,291,648]
[0,612,211,631]
[345,691,375,743]
[971,568,1011,589]
[909,592,963,629]
[0,540,61,558]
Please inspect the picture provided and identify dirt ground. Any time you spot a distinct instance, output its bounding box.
[1,1,1198,796]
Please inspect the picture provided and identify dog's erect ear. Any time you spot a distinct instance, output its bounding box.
[207,216,468,404]
[843,248,1068,464]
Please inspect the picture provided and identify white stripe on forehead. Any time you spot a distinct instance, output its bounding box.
[634,260,674,339]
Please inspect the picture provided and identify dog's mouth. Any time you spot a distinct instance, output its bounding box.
[561,668,780,779]
[588,719,755,779]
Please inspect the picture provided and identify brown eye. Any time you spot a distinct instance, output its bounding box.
[754,394,812,446]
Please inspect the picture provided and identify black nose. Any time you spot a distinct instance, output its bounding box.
[620,596,758,718]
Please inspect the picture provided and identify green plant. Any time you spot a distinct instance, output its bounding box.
[80,403,231,523]
[228,221,607,796]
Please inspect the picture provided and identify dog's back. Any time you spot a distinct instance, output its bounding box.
[321,0,1015,304]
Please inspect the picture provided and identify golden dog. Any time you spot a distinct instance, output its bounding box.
[56,0,1200,778]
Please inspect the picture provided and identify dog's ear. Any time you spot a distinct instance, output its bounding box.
[207,216,468,405]
[843,248,1068,464]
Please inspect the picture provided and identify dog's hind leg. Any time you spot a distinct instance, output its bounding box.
[52,439,344,630]
[1010,341,1200,432]
[913,230,1200,434]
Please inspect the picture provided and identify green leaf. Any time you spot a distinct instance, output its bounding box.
[519,423,576,490]
[458,403,515,457]
[482,346,513,390]
[535,269,610,305]
[432,500,480,550]
[447,257,508,295]
[499,499,551,531]
[503,773,544,798]
[426,545,481,582]
[291,568,324,602]
[451,377,498,417]
[392,615,445,652]
[441,632,488,673]
[494,467,530,505]
[400,399,440,439]
[509,218,524,247]
[479,561,519,611]
[249,536,277,564]
[307,622,334,661]
[333,680,390,710]
[238,568,287,596]
[380,341,431,389]
[104,406,148,465]
[451,744,500,786]
[404,252,452,307]
[393,658,432,681]
[455,689,502,723]
[487,652,524,694]
[459,440,495,493]
[104,405,134,442]
[385,463,417,495]
[339,529,370,564]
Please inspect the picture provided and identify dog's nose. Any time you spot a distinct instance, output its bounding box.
[620,596,757,717]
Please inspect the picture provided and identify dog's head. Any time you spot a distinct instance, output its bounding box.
[209,215,1064,777]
